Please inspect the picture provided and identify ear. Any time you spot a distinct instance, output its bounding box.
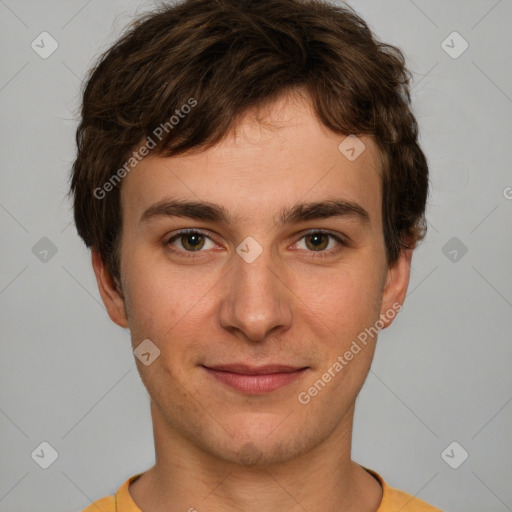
[91,248,129,328]
[379,246,413,329]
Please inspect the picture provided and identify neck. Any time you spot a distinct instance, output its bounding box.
[129,401,382,512]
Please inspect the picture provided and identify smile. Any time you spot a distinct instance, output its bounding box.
[201,364,309,394]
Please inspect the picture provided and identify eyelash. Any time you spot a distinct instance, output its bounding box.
[165,229,348,259]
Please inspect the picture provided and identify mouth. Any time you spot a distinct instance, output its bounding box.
[201,364,309,394]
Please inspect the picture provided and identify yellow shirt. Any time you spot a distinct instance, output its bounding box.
[82,470,442,511]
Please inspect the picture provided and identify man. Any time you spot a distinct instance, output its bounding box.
[71,0,440,510]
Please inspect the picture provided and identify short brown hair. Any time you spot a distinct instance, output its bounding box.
[70,0,428,282]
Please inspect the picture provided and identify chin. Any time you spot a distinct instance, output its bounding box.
[214,436,309,467]
[194,414,321,468]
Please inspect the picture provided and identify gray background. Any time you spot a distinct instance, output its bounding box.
[1,0,511,511]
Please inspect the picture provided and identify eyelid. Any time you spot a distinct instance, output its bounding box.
[294,228,349,244]
[165,228,220,247]
[165,228,349,257]
[289,228,349,256]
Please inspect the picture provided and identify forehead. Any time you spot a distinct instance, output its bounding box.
[120,91,382,228]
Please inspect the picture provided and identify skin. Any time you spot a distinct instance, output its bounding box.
[92,89,412,512]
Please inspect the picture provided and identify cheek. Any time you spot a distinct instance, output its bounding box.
[295,267,383,409]
[121,251,176,337]
[301,263,384,337]
[121,250,218,347]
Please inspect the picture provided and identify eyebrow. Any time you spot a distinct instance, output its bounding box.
[139,198,370,226]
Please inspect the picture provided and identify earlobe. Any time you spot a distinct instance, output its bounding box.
[379,247,413,329]
[91,249,129,328]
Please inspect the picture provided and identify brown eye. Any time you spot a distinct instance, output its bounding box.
[294,230,346,256]
[304,232,329,251]
[167,230,215,252]
[180,233,205,251]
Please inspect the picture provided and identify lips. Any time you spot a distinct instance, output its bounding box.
[205,364,305,375]
[201,363,308,394]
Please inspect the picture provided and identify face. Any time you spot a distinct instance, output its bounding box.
[93,90,411,466]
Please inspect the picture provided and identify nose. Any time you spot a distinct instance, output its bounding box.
[219,246,293,343]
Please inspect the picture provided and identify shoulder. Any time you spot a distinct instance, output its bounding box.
[82,495,115,512]
[368,470,443,511]
[80,473,143,512]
